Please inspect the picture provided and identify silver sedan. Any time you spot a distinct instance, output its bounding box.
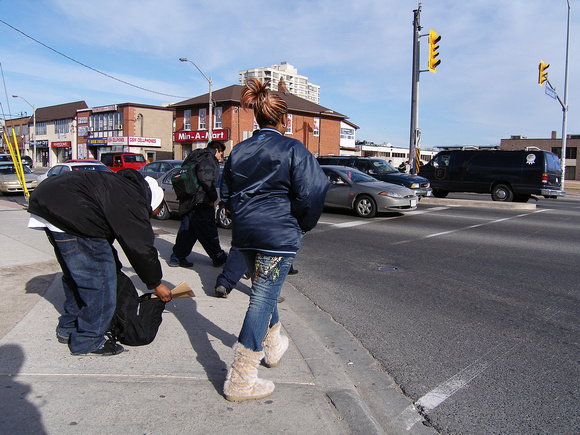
[0,162,39,194]
[321,165,418,218]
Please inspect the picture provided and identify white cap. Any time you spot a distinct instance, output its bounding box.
[144,176,164,211]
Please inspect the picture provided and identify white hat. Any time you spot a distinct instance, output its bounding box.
[144,176,164,211]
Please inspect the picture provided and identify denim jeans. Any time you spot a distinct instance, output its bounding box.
[46,230,117,355]
[215,246,247,292]
[237,251,294,351]
[171,205,226,264]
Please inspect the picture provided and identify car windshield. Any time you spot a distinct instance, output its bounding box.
[0,164,32,175]
[333,167,376,183]
[370,160,398,174]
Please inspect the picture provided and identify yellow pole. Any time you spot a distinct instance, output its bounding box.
[4,129,29,197]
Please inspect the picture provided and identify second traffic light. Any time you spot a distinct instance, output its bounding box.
[428,29,441,73]
[538,60,549,86]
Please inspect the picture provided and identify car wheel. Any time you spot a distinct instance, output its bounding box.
[491,183,514,202]
[154,201,170,220]
[354,195,376,218]
[432,189,448,198]
[216,202,232,229]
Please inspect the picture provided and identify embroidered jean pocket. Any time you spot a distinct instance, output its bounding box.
[54,237,78,256]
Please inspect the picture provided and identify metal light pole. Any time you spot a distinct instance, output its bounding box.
[179,58,213,142]
[12,95,36,166]
[561,0,571,192]
[409,1,422,175]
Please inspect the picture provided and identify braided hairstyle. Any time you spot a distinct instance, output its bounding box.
[241,77,288,128]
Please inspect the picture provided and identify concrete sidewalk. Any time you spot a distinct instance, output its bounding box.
[0,199,432,434]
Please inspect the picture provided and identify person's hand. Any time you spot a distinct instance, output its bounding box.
[155,283,172,302]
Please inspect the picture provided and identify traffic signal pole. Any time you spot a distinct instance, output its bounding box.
[409,2,421,175]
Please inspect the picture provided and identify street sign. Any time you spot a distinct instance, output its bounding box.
[545,83,558,100]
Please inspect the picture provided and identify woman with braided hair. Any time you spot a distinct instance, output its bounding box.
[221,78,329,401]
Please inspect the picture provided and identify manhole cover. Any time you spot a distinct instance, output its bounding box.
[378,266,401,272]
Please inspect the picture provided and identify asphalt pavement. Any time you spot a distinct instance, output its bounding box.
[0,197,434,435]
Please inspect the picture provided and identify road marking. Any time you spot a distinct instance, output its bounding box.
[317,206,453,230]
[392,209,551,245]
[398,299,566,431]
[399,339,519,430]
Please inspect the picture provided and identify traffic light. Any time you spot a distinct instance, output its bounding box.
[538,60,549,86]
[428,29,441,73]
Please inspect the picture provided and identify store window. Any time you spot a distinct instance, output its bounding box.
[199,108,206,130]
[215,107,222,129]
[184,110,191,131]
[36,122,47,135]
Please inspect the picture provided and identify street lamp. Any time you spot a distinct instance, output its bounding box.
[12,95,36,166]
[179,57,213,142]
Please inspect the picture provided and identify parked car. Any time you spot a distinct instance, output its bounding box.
[155,167,232,228]
[418,148,564,202]
[37,161,112,183]
[20,155,33,168]
[100,152,146,172]
[0,162,39,194]
[321,165,418,218]
[138,160,182,180]
[0,153,32,168]
[317,156,432,198]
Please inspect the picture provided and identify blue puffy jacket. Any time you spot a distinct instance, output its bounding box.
[221,128,329,256]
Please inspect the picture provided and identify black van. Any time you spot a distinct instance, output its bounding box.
[418,149,564,202]
[317,156,432,198]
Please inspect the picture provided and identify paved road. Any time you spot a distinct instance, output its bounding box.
[286,196,580,433]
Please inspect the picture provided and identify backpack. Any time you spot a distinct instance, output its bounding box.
[171,151,202,201]
[109,271,166,346]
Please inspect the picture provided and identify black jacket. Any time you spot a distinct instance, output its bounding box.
[28,169,162,289]
[221,128,329,256]
[178,148,220,216]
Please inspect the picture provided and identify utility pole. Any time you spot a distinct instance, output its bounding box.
[409,1,422,175]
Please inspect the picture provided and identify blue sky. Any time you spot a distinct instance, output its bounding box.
[0,0,577,150]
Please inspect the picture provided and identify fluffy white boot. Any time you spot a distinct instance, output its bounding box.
[262,322,289,368]
[224,342,275,402]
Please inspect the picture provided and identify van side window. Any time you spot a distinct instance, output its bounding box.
[434,153,450,167]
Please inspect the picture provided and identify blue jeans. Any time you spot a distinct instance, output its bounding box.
[237,251,294,351]
[46,230,117,355]
[215,246,247,293]
[171,205,226,264]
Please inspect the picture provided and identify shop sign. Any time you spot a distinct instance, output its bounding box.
[92,105,117,113]
[129,136,161,147]
[51,141,71,148]
[87,138,107,146]
[105,136,161,147]
[77,116,89,125]
[174,129,229,142]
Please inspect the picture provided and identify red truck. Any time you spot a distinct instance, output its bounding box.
[100,152,146,173]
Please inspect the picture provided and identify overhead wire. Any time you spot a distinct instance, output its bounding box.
[0,18,187,100]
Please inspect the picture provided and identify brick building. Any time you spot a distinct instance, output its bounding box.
[172,85,352,159]
[77,103,175,163]
[500,131,579,180]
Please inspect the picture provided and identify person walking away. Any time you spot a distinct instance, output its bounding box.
[27,169,172,356]
[221,78,329,401]
[169,141,228,268]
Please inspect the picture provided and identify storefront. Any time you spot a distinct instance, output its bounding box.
[87,136,162,161]
[51,141,72,163]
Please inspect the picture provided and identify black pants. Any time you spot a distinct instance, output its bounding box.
[171,204,226,263]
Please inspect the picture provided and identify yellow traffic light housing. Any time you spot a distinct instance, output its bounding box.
[428,29,441,73]
[538,60,549,86]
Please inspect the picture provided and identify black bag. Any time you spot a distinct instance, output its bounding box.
[109,272,166,346]
[171,151,201,201]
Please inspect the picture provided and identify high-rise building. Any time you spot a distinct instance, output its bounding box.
[239,62,320,104]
